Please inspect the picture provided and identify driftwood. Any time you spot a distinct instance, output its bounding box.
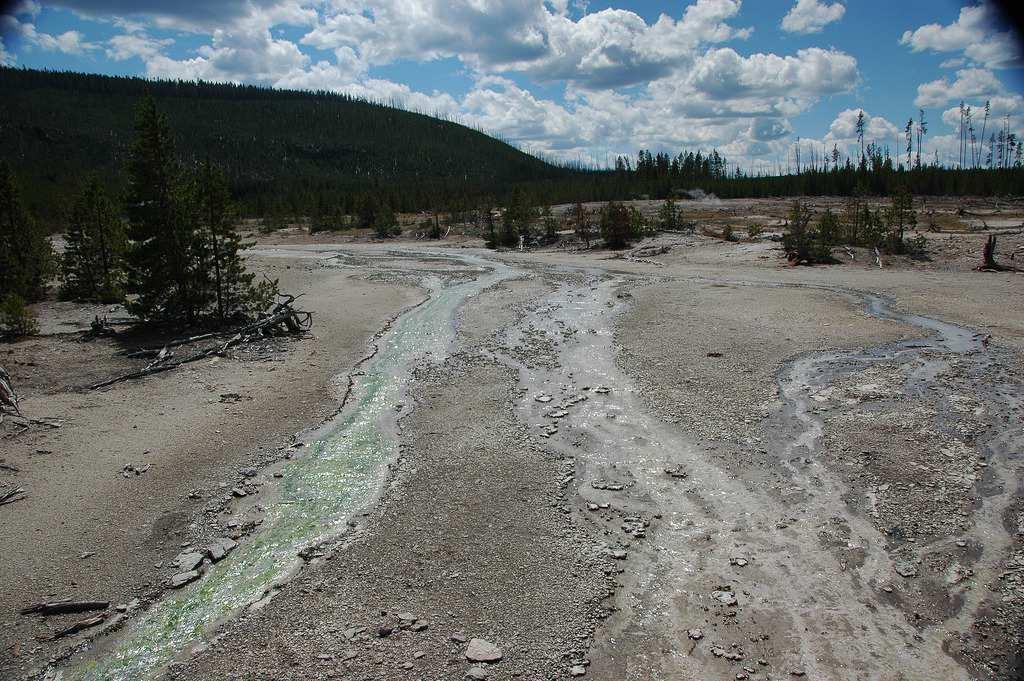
[874,247,883,269]
[976,235,1021,272]
[0,366,19,416]
[21,600,109,616]
[0,487,26,506]
[92,294,312,390]
[50,614,106,640]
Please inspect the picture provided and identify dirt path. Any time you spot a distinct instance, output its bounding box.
[20,243,1024,681]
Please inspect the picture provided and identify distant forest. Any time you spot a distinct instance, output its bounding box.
[1,67,1021,225]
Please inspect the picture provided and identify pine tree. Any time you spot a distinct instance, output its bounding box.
[657,197,679,231]
[600,201,632,250]
[124,96,199,324]
[193,160,274,323]
[61,175,126,303]
[0,161,53,304]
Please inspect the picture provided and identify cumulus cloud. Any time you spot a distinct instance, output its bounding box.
[105,31,172,61]
[900,3,1022,69]
[914,67,1005,107]
[825,108,899,144]
[0,36,11,65]
[303,0,750,90]
[781,0,845,34]
[0,0,880,167]
[3,15,98,54]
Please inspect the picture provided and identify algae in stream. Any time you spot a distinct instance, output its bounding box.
[60,255,514,681]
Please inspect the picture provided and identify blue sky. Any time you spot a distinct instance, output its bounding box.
[2,0,1022,170]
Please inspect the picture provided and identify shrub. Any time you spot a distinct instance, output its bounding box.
[600,201,632,249]
[0,294,38,339]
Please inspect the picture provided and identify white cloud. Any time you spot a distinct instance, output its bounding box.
[303,0,751,90]
[0,37,11,65]
[900,3,1022,69]
[781,0,845,34]
[105,32,173,61]
[8,18,99,55]
[915,67,1005,107]
[824,108,899,144]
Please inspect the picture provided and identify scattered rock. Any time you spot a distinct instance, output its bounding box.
[687,628,704,640]
[168,570,200,588]
[465,667,489,680]
[451,632,469,643]
[174,551,205,572]
[231,487,247,498]
[730,557,749,567]
[895,560,918,578]
[205,538,237,562]
[570,665,587,676]
[465,638,503,663]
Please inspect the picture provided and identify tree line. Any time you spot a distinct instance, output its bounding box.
[0,96,273,338]
[3,68,1021,233]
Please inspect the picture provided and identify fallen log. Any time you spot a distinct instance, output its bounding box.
[21,600,109,616]
[50,615,106,640]
[0,487,26,506]
[92,294,312,390]
[0,366,20,416]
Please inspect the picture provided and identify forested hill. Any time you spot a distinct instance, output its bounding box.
[0,67,573,220]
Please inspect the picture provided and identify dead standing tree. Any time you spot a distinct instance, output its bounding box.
[976,235,1021,272]
[91,293,312,390]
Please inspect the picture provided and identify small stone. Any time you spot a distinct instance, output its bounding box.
[396,611,417,627]
[451,633,469,643]
[730,557,749,567]
[712,590,738,606]
[231,487,247,497]
[401,662,413,670]
[465,638,503,663]
[535,395,553,403]
[570,665,587,677]
[168,570,200,588]
[687,628,703,640]
[608,549,627,560]
[378,626,393,638]
[413,651,425,659]
[465,668,489,680]
[791,670,806,677]
[239,467,258,478]
[411,620,429,632]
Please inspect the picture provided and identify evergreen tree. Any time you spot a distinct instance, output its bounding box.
[193,160,274,323]
[541,205,558,243]
[0,162,53,304]
[374,203,400,238]
[600,201,632,249]
[570,201,593,247]
[60,175,126,303]
[124,96,200,323]
[0,160,53,301]
[657,197,679,231]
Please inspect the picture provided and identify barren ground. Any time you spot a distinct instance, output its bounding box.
[1,196,1022,681]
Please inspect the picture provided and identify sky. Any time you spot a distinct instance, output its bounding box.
[1,0,1023,171]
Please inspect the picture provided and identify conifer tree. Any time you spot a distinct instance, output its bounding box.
[61,176,126,303]
[193,160,274,323]
[124,96,199,323]
[599,201,632,249]
[0,162,53,304]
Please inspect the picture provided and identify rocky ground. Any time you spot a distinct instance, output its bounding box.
[1,197,1022,681]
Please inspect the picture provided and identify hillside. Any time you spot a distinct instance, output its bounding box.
[0,67,572,220]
